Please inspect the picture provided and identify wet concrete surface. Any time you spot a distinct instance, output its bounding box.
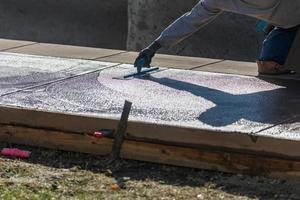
[0,52,114,95]
[0,53,299,140]
[260,116,300,137]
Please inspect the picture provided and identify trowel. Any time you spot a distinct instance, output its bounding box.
[113,57,159,80]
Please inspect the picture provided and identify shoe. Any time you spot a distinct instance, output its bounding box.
[257,60,291,75]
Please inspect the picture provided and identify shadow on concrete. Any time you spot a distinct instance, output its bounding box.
[147,76,300,127]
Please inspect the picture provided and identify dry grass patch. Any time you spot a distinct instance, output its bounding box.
[0,144,299,199]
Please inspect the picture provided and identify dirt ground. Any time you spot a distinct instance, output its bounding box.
[0,143,299,200]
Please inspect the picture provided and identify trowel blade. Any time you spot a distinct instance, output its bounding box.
[113,67,160,80]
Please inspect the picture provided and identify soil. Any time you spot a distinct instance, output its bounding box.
[0,143,299,200]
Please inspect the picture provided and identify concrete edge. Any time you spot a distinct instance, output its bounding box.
[1,107,300,179]
[0,105,299,160]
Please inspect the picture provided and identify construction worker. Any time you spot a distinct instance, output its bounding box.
[134,0,300,75]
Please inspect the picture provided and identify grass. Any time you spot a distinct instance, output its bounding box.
[0,143,299,200]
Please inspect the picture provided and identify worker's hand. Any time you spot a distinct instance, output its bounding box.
[134,41,161,68]
[134,48,155,68]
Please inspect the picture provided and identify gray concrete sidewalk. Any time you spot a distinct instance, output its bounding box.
[2,38,300,80]
[0,39,262,76]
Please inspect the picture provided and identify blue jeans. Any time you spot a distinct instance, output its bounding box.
[259,25,299,65]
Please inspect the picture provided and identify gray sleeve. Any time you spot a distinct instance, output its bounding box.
[155,0,222,48]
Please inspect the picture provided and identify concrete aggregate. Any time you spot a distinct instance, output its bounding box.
[0,52,114,95]
[0,53,299,140]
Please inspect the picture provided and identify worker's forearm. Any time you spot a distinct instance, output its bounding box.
[155,1,222,48]
[147,41,162,52]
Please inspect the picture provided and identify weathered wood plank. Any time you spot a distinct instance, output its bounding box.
[122,141,300,179]
[0,106,299,159]
[0,124,299,179]
[0,125,112,155]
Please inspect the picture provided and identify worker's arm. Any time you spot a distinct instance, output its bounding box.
[156,0,222,48]
[134,0,222,67]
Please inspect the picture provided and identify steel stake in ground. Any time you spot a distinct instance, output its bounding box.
[110,100,132,160]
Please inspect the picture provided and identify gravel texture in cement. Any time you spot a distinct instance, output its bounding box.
[0,53,299,140]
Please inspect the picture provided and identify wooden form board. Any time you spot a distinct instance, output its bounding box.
[0,105,299,159]
[285,29,300,73]
[0,124,300,179]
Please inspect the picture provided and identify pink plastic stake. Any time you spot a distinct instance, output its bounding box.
[1,148,31,158]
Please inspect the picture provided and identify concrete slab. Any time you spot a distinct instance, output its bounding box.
[6,43,125,59]
[0,54,299,141]
[98,51,220,69]
[0,39,35,50]
[259,116,300,138]
[193,60,258,76]
[0,52,116,95]
[194,60,300,80]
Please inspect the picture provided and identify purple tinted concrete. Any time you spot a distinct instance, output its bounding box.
[0,54,299,140]
[0,52,115,95]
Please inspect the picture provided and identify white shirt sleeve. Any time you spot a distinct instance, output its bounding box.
[156,0,222,48]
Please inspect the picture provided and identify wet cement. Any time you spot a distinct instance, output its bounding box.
[0,52,114,95]
[0,53,299,140]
